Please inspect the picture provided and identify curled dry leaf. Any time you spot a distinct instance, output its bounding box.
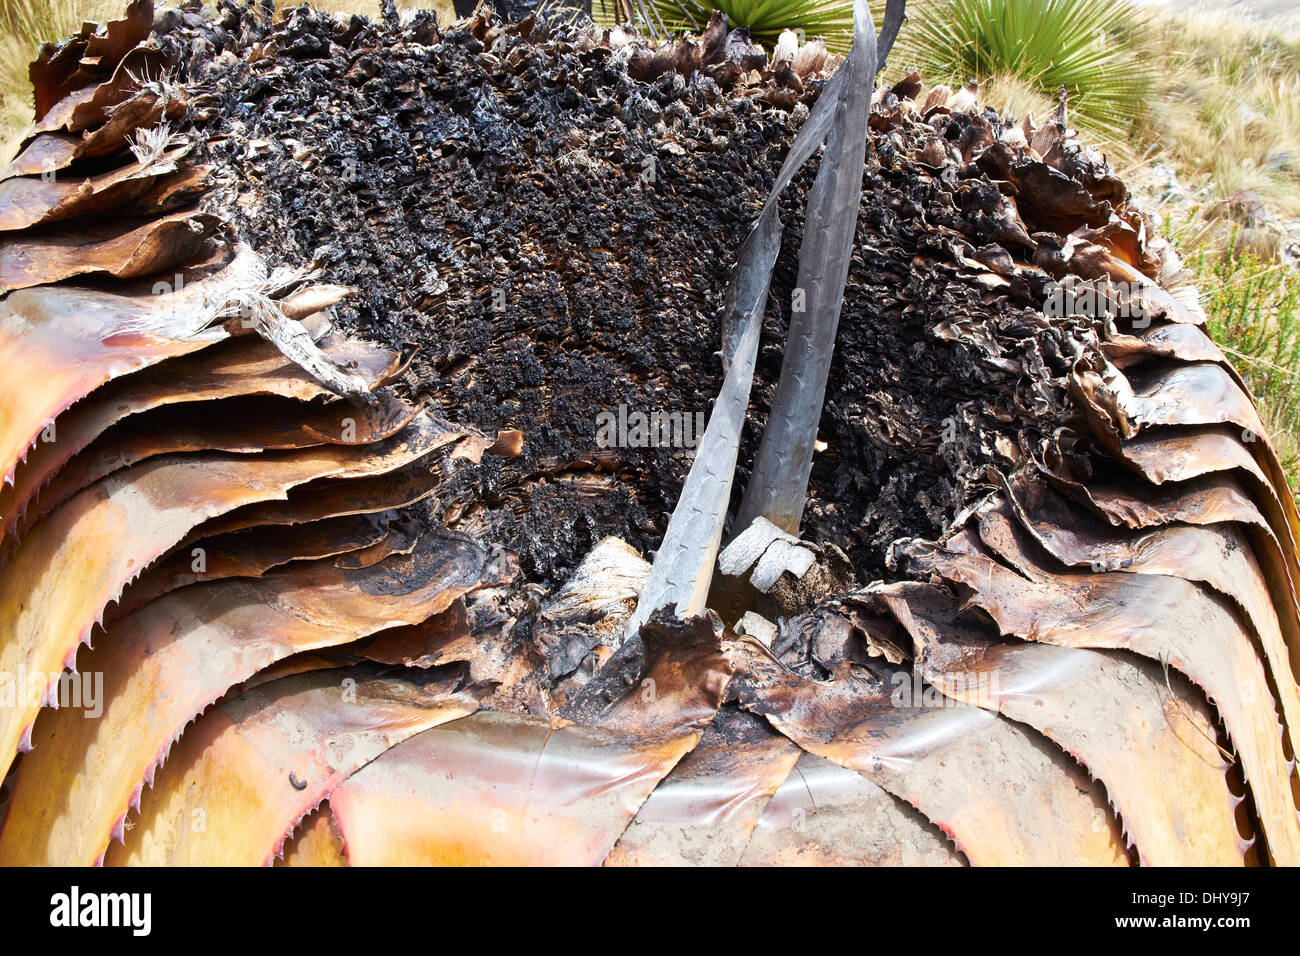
[0,211,218,293]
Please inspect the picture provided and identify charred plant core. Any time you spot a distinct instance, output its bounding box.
[183,4,1078,593]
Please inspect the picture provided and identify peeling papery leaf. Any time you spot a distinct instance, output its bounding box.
[16,393,420,537]
[898,526,1300,863]
[1114,424,1272,488]
[0,244,296,491]
[0,412,461,778]
[1024,448,1300,748]
[1116,421,1300,603]
[356,592,543,705]
[871,582,1245,866]
[1121,363,1266,438]
[0,134,80,183]
[736,0,877,535]
[1049,467,1270,535]
[1073,359,1267,451]
[67,0,156,97]
[1072,217,1143,268]
[358,601,476,670]
[78,90,188,161]
[323,517,422,568]
[1036,434,1274,536]
[738,752,964,866]
[64,44,171,136]
[1101,322,1227,370]
[0,211,218,293]
[331,617,732,865]
[0,529,500,866]
[185,456,453,541]
[726,638,1129,865]
[115,163,212,219]
[1109,426,1300,627]
[604,708,801,866]
[239,652,364,692]
[1013,168,1109,234]
[29,33,94,125]
[0,262,249,487]
[560,614,734,739]
[26,0,155,132]
[109,511,397,621]
[25,86,99,142]
[0,145,192,232]
[0,326,400,541]
[1249,454,1300,572]
[1100,253,1207,325]
[104,667,480,866]
[526,538,650,691]
[149,244,375,403]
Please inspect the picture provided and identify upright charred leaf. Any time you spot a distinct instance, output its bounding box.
[736,0,878,535]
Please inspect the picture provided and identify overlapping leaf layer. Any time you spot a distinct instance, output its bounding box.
[0,1,1297,866]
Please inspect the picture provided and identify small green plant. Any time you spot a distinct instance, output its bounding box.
[895,0,1155,143]
[1197,232,1300,497]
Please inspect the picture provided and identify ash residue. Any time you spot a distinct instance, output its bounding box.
[172,3,1086,590]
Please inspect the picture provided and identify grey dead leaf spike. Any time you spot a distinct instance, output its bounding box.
[736,0,878,535]
[876,0,907,76]
[630,0,881,632]
[720,58,848,369]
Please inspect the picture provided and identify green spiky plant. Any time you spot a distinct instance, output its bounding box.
[894,0,1155,141]
[594,0,1154,139]
[592,0,857,52]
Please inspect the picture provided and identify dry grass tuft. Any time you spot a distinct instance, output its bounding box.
[1135,7,1300,225]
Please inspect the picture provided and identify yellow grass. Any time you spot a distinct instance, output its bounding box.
[1134,7,1300,225]
[1,0,117,156]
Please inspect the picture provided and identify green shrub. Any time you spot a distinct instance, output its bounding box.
[895,0,1156,142]
[1197,232,1300,496]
